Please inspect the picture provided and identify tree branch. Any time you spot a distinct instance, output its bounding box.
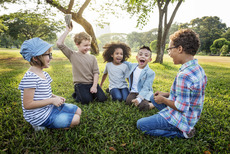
[45,0,68,14]
[78,0,91,16]
[67,0,74,13]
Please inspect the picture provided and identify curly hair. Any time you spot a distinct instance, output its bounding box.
[169,29,200,55]
[74,32,92,45]
[102,42,131,62]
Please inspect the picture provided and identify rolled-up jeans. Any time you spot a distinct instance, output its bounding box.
[136,95,184,138]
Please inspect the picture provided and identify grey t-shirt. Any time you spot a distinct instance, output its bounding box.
[104,62,129,90]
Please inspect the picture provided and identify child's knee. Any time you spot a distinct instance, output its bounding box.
[70,115,80,127]
[76,107,82,116]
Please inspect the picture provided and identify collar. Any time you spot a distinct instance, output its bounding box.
[179,59,198,72]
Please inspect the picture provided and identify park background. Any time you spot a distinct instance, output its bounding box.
[0,0,230,153]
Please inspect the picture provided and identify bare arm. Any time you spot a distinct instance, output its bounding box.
[56,25,72,46]
[23,88,64,110]
[100,73,108,87]
[90,73,99,93]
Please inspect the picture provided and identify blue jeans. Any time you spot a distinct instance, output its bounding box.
[110,88,129,102]
[136,95,184,138]
[74,83,107,105]
[41,103,78,128]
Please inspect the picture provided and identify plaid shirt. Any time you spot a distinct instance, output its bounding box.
[159,59,207,133]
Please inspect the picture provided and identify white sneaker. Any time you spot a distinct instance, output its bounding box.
[32,125,46,131]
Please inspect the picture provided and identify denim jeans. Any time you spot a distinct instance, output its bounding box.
[41,103,78,128]
[74,83,107,105]
[110,88,129,102]
[136,95,184,138]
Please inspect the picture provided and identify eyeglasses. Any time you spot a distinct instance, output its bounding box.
[42,53,52,59]
[166,46,178,52]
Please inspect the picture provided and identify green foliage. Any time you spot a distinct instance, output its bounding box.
[210,38,228,55]
[97,33,127,51]
[1,49,230,153]
[150,40,157,53]
[222,28,230,41]
[0,10,63,48]
[180,16,228,54]
[220,44,229,56]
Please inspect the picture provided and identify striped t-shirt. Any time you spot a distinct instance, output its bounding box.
[18,71,54,126]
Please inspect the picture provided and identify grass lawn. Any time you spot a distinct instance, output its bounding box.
[0,49,229,153]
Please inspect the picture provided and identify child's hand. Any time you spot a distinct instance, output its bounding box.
[131,99,139,106]
[154,95,165,104]
[52,97,64,107]
[90,86,97,93]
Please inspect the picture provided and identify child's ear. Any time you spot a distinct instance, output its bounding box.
[32,57,38,61]
[178,45,183,54]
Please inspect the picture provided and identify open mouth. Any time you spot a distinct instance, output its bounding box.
[140,59,145,64]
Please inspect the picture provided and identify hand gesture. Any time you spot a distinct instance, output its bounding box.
[52,96,65,107]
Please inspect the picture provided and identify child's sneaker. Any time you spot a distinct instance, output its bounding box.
[183,128,195,138]
[32,125,46,131]
[138,102,150,111]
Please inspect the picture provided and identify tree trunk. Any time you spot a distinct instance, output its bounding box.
[46,0,99,54]
[154,0,183,64]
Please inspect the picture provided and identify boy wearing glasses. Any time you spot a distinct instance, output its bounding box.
[137,29,207,138]
[57,25,107,105]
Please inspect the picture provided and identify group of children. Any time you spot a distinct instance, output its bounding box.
[19,24,207,138]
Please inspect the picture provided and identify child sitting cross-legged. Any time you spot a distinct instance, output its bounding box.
[18,38,81,131]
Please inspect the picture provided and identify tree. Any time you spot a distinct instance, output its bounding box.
[126,0,183,63]
[180,16,227,54]
[1,11,62,46]
[222,28,230,41]
[210,38,228,55]
[1,0,122,54]
[97,33,127,51]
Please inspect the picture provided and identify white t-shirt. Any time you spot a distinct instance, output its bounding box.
[18,71,54,126]
[131,67,143,93]
[103,62,129,90]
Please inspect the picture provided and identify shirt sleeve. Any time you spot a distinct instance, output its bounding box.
[174,73,192,112]
[103,63,108,74]
[57,44,74,60]
[18,73,38,90]
[92,56,100,74]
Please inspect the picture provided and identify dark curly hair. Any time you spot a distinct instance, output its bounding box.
[102,42,131,62]
[169,29,200,55]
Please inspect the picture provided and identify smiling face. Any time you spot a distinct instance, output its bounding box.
[42,50,52,69]
[136,48,152,69]
[76,39,91,54]
[168,40,180,64]
[111,48,124,65]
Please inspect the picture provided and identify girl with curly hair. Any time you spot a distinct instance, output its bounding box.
[100,42,131,102]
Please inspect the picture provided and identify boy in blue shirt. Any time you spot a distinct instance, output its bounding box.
[125,46,155,111]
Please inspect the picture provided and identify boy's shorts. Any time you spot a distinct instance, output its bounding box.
[41,103,78,128]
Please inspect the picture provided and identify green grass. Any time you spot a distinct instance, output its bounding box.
[0,49,229,153]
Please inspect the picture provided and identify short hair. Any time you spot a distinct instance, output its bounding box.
[138,45,152,57]
[169,29,200,55]
[29,48,51,67]
[102,42,131,62]
[74,32,92,45]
